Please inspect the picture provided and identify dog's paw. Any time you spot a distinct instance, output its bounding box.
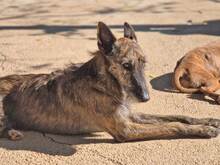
[8,129,24,140]
[200,126,219,138]
[206,118,220,128]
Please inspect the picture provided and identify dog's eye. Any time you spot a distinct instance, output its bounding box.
[138,57,147,64]
[122,62,132,70]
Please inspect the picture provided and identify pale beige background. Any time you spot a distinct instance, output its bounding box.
[0,0,220,164]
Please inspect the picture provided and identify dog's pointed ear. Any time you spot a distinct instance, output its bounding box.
[97,22,116,55]
[124,22,137,42]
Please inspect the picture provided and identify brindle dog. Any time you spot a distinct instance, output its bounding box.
[0,22,220,142]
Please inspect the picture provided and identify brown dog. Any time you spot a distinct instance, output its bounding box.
[0,22,220,142]
[173,41,220,103]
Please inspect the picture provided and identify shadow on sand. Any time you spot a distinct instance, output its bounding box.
[0,19,220,37]
[150,72,218,104]
[0,132,113,156]
[150,72,176,93]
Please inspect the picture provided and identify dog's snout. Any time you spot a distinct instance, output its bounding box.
[132,72,150,102]
[140,91,150,102]
[136,86,150,102]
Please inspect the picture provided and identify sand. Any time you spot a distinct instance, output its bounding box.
[0,0,220,164]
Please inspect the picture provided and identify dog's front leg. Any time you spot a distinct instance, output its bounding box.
[130,113,220,128]
[99,110,219,142]
[110,120,218,142]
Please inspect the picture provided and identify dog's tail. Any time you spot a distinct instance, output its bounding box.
[0,74,38,95]
[173,67,199,93]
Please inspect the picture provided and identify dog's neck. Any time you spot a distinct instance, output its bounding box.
[67,52,127,104]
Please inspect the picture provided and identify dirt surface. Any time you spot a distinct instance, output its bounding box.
[0,0,220,164]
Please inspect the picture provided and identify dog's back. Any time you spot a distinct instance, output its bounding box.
[0,74,38,95]
[2,62,102,134]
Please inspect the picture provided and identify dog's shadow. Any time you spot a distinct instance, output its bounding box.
[0,131,113,156]
[150,72,217,104]
[150,72,177,93]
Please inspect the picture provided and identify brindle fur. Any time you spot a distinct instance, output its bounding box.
[173,41,220,103]
[0,22,220,142]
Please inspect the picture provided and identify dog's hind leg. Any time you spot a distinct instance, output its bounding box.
[130,113,220,128]
[199,78,220,104]
[200,78,220,93]
[0,114,7,135]
[0,114,23,140]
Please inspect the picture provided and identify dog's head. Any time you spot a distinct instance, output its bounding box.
[97,22,149,102]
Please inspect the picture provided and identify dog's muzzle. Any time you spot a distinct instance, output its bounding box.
[132,72,150,102]
[135,83,150,102]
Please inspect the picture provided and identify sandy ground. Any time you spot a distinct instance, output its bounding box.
[0,0,220,164]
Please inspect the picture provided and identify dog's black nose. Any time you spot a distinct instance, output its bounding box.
[140,92,150,102]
